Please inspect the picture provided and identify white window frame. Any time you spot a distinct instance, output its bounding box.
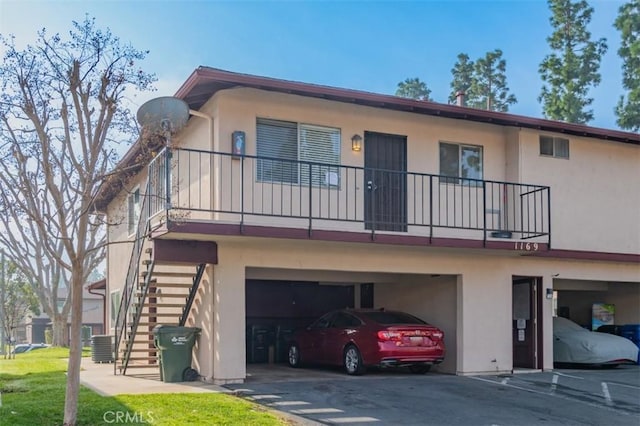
[109,289,121,329]
[439,141,484,185]
[127,186,140,237]
[256,118,341,187]
[539,135,569,159]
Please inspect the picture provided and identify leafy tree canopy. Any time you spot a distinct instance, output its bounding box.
[614,0,640,132]
[449,50,517,112]
[539,0,607,124]
[395,77,432,101]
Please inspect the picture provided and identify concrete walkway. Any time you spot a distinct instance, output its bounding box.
[79,359,318,425]
[79,358,230,396]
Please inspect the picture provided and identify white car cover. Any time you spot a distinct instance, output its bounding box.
[553,317,639,364]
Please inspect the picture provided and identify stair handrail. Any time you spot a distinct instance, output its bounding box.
[113,175,151,374]
[113,147,171,373]
[120,260,155,375]
[179,263,207,326]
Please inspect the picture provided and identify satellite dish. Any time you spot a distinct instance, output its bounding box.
[137,96,190,136]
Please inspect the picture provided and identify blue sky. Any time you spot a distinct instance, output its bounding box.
[0,0,628,131]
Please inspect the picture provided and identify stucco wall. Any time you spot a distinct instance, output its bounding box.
[206,87,637,254]
[519,129,640,254]
[106,170,148,331]
[120,87,640,254]
[188,238,638,382]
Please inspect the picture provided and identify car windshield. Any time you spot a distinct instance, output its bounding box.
[360,311,426,325]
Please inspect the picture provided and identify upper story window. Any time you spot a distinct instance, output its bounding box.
[127,187,140,236]
[256,118,341,187]
[540,135,569,159]
[439,142,483,185]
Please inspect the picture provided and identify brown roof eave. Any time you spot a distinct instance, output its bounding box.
[192,66,639,145]
[86,278,106,291]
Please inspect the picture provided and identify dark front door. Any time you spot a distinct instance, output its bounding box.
[364,131,407,232]
[512,277,542,369]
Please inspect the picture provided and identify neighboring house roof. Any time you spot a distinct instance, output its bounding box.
[87,279,106,291]
[93,66,640,211]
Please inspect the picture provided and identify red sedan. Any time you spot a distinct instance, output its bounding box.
[287,309,445,375]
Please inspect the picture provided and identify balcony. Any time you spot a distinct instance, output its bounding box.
[146,148,551,250]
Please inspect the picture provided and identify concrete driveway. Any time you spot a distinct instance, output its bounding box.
[226,364,640,425]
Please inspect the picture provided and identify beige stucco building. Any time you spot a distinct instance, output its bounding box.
[98,68,640,384]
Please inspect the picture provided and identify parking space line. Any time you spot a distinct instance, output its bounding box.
[606,382,640,390]
[270,400,312,406]
[320,416,380,423]
[550,374,559,394]
[500,377,510,385]
[469,376,631,415]
[601,383,613,406]
[290,408,344,415]
[248,394,282,400]
[553,372,584,380]
[471,376,551,396]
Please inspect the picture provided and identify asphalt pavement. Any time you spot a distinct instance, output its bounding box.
[226,364,640,426]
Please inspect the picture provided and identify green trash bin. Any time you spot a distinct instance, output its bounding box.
[153,325,201,383]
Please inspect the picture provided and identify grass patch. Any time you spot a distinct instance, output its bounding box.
[1,348,288,425]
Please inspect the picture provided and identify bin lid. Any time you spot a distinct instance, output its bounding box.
[153,324,202,334]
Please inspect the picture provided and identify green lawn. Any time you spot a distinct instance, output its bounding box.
[0,348,289,425]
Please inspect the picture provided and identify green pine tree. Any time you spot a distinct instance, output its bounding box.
[449,51,517,111]
[395,77,432,101]
[469,49,517,112]
[449,53,476,105]
[614,0,640,132]
[539,0,608,124]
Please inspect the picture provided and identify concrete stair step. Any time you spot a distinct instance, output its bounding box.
[142,303,187,308]
[141,293,188,298]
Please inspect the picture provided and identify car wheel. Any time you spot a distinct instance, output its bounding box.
[288,343,301,368]
[408,364,431,374]
[343,345,365,375]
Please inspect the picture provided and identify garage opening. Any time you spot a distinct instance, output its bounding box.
[553,279,640,331]
[245,279,355,364]
[244,270,458,374]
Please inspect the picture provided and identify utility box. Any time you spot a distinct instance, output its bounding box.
[91,335,114,363]
[153,325,201,382]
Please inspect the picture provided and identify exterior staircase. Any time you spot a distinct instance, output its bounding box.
[116,245,206,374]
[112,157,217,376]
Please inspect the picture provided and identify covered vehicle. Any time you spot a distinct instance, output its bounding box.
[288,308,445,375]
[11,343,49,354]
[553,317,638,367]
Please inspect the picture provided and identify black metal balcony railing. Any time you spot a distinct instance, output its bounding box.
[148,147,551,246]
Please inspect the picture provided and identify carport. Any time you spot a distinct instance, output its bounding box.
[553,279,640,330]
[244,268,458,374]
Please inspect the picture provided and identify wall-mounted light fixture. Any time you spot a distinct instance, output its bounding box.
[546,288,554,299]
[351,134,362,152]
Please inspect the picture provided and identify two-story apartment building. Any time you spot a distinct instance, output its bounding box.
[97,67,639,384]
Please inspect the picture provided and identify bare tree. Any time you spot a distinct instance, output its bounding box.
[0,17,154,425]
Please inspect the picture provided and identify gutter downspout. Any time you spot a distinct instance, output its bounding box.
[188,109,217,214]
[87,286,106,335]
